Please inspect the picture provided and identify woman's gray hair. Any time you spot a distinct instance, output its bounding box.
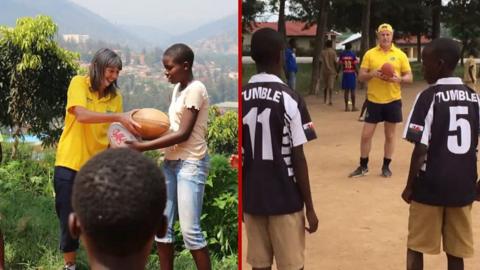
[89,48,122,96]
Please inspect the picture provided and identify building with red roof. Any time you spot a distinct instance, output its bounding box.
[243,21,340,56]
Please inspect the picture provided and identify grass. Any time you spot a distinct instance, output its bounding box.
[242,61,467,96]
[0,143,237,270]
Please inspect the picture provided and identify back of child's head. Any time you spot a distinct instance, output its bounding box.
[163,43,194,68]
[72,148,166,257]
[251,28,284,67]
[345,43,352,50]
[426,38,460,71]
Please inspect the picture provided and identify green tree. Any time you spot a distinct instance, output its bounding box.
[242,0,266,33]
[0,15,79,158]
[289,0,330,95]
[444,0,480,64]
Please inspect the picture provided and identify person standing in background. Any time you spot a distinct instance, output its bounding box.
[321,40,338,105]
[464,54,477,91]
[285,38,298,90]
[338,43,359,111]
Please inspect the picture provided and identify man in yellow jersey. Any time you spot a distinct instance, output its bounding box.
[54,48,140,270]
[349,23,413,178]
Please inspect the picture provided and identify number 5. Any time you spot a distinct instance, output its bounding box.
[448,106,471,154]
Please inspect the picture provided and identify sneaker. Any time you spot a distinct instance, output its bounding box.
[63,264,76,270]
[381,166,392,177]
[349,166,369,178]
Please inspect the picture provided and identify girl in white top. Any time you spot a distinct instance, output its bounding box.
[127,43,211,270]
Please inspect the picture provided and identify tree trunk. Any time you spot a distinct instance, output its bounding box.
[309,0,328,95]
[278,0,287,79]
[461,39,467,66]
[360,0,372,57]
[369,27,376,49]
[431,0,441,39]
[278,0,286,40]
[417,33,422,63]
[11,125,21,159]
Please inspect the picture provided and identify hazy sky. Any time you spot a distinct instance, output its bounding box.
[68,0,238,34]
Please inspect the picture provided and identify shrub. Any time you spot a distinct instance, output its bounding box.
[207,107,238,156]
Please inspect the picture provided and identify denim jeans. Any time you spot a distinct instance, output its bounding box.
[155,155,209,250]
[53,166,79,252]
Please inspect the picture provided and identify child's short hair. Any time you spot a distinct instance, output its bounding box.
[427,38,460,71]
[164,43,195,68]
[72,148,166,256]
[345,43,352,50]
[251,28,284,67]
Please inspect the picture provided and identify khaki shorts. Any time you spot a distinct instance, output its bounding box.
[323,73,336,90]
[244,211,305,270]
[407,201,473,258]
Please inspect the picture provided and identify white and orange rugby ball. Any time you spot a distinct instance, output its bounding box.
[108,122,139,148]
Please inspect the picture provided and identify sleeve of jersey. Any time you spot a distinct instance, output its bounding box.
[403,92,433,146]
[360,51,370,70]
[66,76,88,113]
[284,93,317,147]
[400,53,412,73]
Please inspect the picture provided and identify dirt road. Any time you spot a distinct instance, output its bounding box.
[242,82,480,269]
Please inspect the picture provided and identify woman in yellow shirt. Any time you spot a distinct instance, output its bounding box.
[53,48,139,270]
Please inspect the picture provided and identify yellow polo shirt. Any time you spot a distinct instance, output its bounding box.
[361,45,411,104]
[55,75,123,171]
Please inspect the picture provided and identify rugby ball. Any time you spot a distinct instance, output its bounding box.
[380,62,395,78]
[132,108,170,140]
[108,122,139,148]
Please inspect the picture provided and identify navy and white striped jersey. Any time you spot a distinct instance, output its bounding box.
[242,73,317,215]
[403,77,480,206]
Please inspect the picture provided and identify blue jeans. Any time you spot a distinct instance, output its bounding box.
[155,156,209,250]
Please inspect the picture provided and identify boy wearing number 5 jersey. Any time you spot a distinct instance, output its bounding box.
[402,38,480,270]
[242,28,318,270]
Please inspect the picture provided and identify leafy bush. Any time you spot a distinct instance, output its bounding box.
[0,144,238,269]
[203,155,238,257]
[207,107,238,156]
[0,143,54,196]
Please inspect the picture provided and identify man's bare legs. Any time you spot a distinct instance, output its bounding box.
[360,123,377,158]
[382,122,397,177]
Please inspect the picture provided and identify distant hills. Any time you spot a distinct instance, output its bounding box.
[0,0,237,53]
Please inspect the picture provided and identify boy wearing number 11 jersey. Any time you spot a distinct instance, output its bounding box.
[402,38,480,270]
[242,28,318,270]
